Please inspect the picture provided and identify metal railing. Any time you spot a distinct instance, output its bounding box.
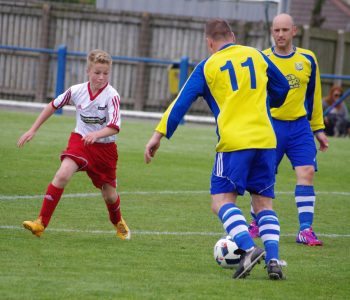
[0,44,190,98]
[0,44,349,117]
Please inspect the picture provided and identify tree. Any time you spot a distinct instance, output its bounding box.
[310,0,326,27]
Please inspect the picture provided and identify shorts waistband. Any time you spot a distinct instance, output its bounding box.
[272,116,307,123]
[71,132,116,146]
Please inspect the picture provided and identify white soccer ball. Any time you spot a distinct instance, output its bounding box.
[213,236,241,269]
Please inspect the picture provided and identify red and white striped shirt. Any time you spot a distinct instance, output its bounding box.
[52,82,121,143]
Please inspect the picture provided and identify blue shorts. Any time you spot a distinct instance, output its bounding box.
[210,149,275,198]
[272,117,317,171]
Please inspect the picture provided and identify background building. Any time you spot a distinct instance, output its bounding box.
[97,0,350,31]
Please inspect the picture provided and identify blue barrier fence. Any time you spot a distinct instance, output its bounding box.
[0,44,349,117]
[0,44,190,97]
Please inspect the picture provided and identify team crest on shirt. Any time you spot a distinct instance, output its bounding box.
[295,62,303,71]
[285,74,300,89]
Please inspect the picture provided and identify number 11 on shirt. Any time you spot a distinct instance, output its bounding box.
[220,57,257,91]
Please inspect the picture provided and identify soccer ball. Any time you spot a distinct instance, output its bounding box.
[213,236,241,269]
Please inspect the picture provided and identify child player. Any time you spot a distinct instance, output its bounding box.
[17,49,130,240]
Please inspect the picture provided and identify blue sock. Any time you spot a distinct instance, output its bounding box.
[218,203,254,251]
[257,210,280,263]
[295,185,315,231]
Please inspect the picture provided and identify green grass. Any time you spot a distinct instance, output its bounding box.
[0,110,349,299]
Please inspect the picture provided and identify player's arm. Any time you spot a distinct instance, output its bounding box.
[144,131,164,164]
[17,102,57,147]
[262,53,289,108]
[82,127,119,145]
[304,53,328,151]
[156,61,206,139]
[307,54,325,132]
[17,88,73,147]
[145,61,206,163]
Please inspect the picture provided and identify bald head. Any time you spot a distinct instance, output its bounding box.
[271,13,297,55]
[272,13,294,29]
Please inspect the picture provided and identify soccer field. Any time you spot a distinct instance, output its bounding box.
[0,110,349,299]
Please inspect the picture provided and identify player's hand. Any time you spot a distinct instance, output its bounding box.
[17,130,36,148]
[144,131,163,164]
[315,131,329,152]
[82,132,99,145]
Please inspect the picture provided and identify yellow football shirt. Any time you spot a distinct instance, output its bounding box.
[156,44,289,152]
[263,47,325,132]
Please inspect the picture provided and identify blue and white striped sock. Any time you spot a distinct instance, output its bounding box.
[218,203,254,251]
[295,185,315,231]
[257,210,280,263]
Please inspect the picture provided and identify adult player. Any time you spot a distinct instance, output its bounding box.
[248,14,328,246]
[17,49,130,240]
[144,19,289,280]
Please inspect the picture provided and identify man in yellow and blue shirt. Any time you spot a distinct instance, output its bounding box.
[248,14,329,246]
[145,19,289,280]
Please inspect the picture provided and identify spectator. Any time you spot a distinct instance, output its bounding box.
[323,86,350,137]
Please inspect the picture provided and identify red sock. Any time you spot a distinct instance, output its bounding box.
[106,196,122,225]
[39,183,64,227]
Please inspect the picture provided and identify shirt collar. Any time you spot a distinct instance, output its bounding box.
[271,45,296,58]
[219,43,235,51]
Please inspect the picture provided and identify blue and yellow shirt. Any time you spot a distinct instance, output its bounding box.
[263,46,324,132]
[156,44,289,152]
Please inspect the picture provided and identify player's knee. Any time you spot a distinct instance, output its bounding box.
[102,191,118,204]
[104,195,116,204]
[53,170,71,187]
[211,198,231,215]
[211,202,219,214]
[297,166,315,183]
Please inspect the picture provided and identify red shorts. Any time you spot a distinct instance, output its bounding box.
[61,132,118,189]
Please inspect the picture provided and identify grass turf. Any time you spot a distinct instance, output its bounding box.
[0,110,349,299]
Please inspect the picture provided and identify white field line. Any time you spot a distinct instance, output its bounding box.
[0,225,349,238]
[1,190,350,201]
[0,99,215,124]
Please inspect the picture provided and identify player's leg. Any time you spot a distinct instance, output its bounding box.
[251,194,283,280]
[86,140,130,239]
[211,151,265,279]
[248,119,287,239]
[287,118,322,246]
[101,184,130,240]
[248,197,260,238]
[294,166,322,246]
[247,149,284,279]
[23,157,78,237]
[212,193,265,279]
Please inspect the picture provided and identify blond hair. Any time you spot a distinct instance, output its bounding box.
[87,49,112,69]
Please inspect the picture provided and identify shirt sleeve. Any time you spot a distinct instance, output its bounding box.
[51,88,72,109]
[107,94,121,132]
[260,52,289,108]
[156,62,206,139]
[303,53,325,132]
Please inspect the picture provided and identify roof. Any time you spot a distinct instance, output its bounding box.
[290,0,350,31]
[96,0,279,22]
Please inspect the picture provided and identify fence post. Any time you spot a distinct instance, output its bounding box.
[301,25,310,49]
[334,29,345,86]
[55,45,67,115]
[179,56,189,91]
[134,12,151,111]
[35,3,51,103]
[178,56,189,124]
